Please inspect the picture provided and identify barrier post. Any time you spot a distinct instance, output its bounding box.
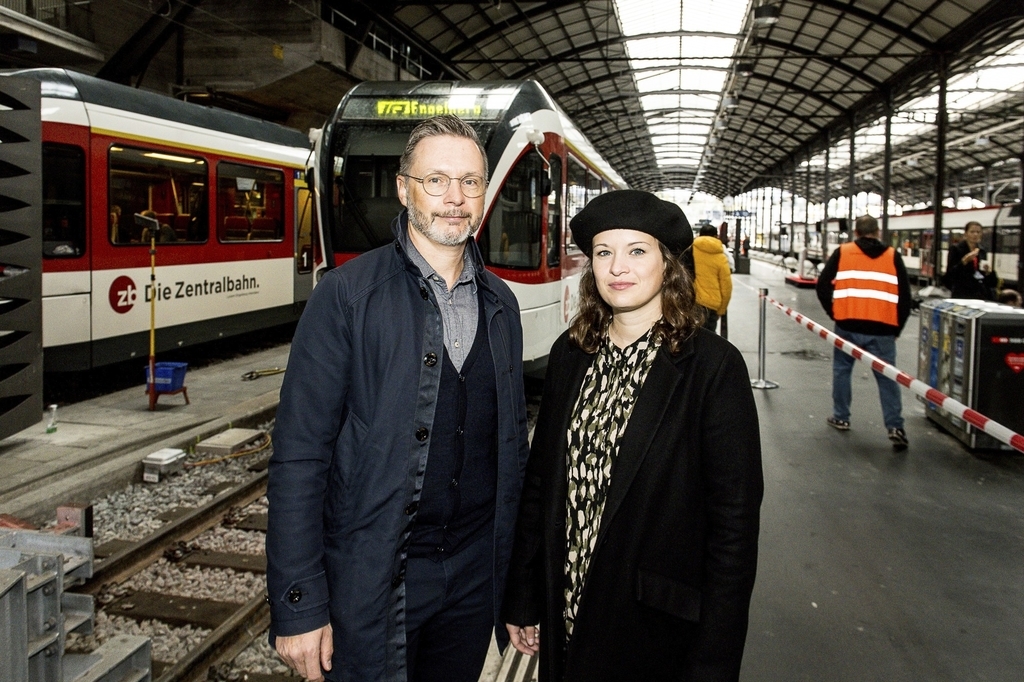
[751,288,779,390]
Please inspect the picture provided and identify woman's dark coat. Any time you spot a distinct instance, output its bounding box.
[503,328,763,682]
[944,240,998,299]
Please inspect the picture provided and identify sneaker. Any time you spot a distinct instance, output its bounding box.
[888,428,909,450]
[826,416,850,431]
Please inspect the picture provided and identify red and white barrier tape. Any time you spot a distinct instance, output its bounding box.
[759,292,1024,454]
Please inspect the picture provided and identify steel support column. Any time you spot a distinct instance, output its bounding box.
[790,161,797,257]
[882,89,893,244]
[933,53,949,285]
[1018,86,1024,291]
[848,112,856,225]
[824,132,831,229]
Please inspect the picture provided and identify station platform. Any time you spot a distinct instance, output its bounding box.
[2,259,1022,680]
[0,345,289,522]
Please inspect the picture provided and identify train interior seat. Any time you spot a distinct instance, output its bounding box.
[223,215,250,240]
[250,216,278,240]
[173,215,191,239]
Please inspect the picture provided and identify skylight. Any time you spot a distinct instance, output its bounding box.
[615,0,750,174]
[808,39,1024,175]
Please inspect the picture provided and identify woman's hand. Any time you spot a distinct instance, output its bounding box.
[506,623,540,656]
[962,248,980,265]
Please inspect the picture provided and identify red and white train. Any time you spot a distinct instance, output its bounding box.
[11,68,315,371]
[772,204,1020,287]
[313,80,625,370]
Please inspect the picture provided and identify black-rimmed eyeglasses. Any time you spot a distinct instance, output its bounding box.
[402,173,486,198]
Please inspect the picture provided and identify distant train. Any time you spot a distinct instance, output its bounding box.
[8,68,315,371]
[767,204,1020,287]
[313,80,625,369]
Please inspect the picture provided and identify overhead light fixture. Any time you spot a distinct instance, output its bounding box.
[724,94,739,108]
[862,172,874,181]
[143,152,197,164]
[736,62,756,76]
[975,136,990,147]
[709,135,719,146]
[753,3,781,27]
[715,118,727,130]
[905,157,919,167]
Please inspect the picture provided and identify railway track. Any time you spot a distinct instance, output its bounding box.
[61,431,286,682]
[41,378,544,682]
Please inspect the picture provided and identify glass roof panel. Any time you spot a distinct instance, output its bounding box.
[615,0,751,186]
[807,39,1024,174]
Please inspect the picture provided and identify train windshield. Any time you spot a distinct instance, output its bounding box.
[329,126,407,254]
[327,123,495,257]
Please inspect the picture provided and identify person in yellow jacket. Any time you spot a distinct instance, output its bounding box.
[691,224,733,332]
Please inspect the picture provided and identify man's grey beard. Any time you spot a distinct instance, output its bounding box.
[408,204,480,247]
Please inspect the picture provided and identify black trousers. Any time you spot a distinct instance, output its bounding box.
[405,531,495,682]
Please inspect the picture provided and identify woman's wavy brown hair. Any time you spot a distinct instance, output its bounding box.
[568,242,704,354]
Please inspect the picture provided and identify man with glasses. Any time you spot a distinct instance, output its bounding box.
[267,114,529,682]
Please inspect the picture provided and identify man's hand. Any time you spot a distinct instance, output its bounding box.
[506,623,540,656]
[275,624,333,681]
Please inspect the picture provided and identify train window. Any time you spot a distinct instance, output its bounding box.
[586,172,602,204]
[42,144,86,258]
[547,155,562,268]
[218,163,285,242]
[997,227,1020,254]
[566,157,588,252]
[480,150,544,269]
[109,146,208,244]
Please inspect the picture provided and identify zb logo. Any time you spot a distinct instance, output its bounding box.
[109,276,138,314]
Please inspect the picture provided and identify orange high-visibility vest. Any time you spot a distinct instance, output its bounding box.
[833,242,899,326]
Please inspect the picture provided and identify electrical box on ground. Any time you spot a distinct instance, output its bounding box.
[141,448,186,483]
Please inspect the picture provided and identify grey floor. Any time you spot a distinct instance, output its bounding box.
[734,260,1024,681]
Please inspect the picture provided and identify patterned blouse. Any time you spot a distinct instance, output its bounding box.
[563,327,662,643]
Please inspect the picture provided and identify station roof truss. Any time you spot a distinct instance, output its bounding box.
[332,1,1022,207]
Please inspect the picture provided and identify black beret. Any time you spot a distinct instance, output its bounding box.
[569,190,693,257]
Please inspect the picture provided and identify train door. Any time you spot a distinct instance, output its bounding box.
[294,177,314,303]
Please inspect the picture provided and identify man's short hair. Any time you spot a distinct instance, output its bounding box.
[698,224,718,237]
[399,114,488,179]
[854,215,879,237]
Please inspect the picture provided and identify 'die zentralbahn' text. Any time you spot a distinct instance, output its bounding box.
[144,275,259,302]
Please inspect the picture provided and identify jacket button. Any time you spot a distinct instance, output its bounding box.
[420,287,429,300]
[287,589,302,603]
[424,352,437,367]
[264,594,271,605]
[416,427,429,442]
[404,501,418,515]
[449,478,459,489]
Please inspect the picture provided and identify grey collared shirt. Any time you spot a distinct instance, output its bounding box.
[402,232,479,371]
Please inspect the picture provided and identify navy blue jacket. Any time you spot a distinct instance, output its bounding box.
[267,212,530,681]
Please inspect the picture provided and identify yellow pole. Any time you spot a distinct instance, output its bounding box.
[148,234,157,410]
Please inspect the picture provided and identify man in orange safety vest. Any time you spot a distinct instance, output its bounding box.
[816,215,912,450]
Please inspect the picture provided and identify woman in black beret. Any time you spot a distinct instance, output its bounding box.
[502,189,763,681]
